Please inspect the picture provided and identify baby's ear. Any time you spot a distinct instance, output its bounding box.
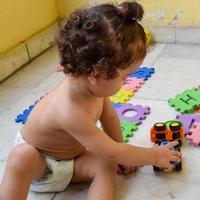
[88,75,96,85]
[87,70,100,85]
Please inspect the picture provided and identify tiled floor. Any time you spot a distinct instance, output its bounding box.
[1,43,200,200]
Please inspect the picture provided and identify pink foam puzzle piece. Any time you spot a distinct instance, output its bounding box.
[122,77,144,91]
[56,66,64,72]
[186,122,200,146]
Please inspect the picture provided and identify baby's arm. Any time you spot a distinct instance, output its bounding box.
[99,98,123,143]
[63,111,181,170]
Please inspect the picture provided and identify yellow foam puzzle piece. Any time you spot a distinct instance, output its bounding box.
[110,88,134,104]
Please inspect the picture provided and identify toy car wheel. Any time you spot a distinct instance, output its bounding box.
[176,139,182,148]
[154,122,166,131]
[155,141,161,145]
[169,122,181,131]
[153,166,160,171]
[155,133,166,140]
[172,131,181,140]
[175,161,182,171]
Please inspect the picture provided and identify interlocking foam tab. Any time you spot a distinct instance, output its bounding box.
[195,85,200,111]
[116,103,150,124]
[176,114,200,134]
[129,67,155,80]
[15,105,34,124]
[186,122,200,146]
[122,77,144,91]
[109,88,134,104]
[120,120,138,142]
[168,88,200,114]
[15,95,45,124]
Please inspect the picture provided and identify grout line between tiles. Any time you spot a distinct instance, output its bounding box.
[134,97,168,102]
[151,44,168,66]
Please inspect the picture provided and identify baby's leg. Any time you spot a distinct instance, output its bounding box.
[71,151,118,200]
[0,144,47,200]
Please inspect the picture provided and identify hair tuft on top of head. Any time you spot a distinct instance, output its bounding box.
[57,1,147,79]
[118,1,144,22]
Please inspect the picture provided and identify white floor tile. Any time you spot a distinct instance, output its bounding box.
[1,44,200,200]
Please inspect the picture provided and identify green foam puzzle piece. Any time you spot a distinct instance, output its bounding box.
[121,120,138,142]
[168,88,200,114]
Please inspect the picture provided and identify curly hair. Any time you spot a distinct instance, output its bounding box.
[57,1,147,79]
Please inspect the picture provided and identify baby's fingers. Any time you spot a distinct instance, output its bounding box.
[164,164,174,172]
[170,156,181,163]
[171,150,181,157]
[166,140,179,149]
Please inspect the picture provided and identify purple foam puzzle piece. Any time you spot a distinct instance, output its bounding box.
[116,103,150,124]
[176,114,200,134]
[176,114,194,134]
[198,85,200,90]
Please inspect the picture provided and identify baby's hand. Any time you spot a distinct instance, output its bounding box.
[153,141,181,171]
[117,164,138,175]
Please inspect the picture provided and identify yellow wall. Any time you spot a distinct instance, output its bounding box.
[56,0,88,18]
[111,0,200,26]
[56,0,200,26]
[0,0,58,54]
[1,0,199,54]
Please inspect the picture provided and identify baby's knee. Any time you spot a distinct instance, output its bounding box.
[7,144,40,174]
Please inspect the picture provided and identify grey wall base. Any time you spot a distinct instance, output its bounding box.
[150,26,200,44]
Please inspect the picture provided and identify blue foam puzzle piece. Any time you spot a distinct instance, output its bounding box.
[112,102,122,109]
[15,95,46,124]
[15,105,34,124]
[129,67,155,80]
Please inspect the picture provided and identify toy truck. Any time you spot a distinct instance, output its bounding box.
[150,120,185,171]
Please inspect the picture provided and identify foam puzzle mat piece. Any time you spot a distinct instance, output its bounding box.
[176,114,200,134]
[121,120,138,142]
[186,122,200,146]
[129,67,155,80]
[110,88,134,104]
[168,88,200,113]
[112,103,122,109]
[56,66,64,72]
[116,103,150,124]
[15,105,34,124]
[15,95,45,124]
[122,77,144,91]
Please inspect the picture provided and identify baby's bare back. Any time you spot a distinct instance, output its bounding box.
[21,77,103,160]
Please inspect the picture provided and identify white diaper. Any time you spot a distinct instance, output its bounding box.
[14,131,74,192]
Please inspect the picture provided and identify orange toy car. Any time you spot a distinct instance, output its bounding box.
[150,120,185,171]
[150,120,184,147]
